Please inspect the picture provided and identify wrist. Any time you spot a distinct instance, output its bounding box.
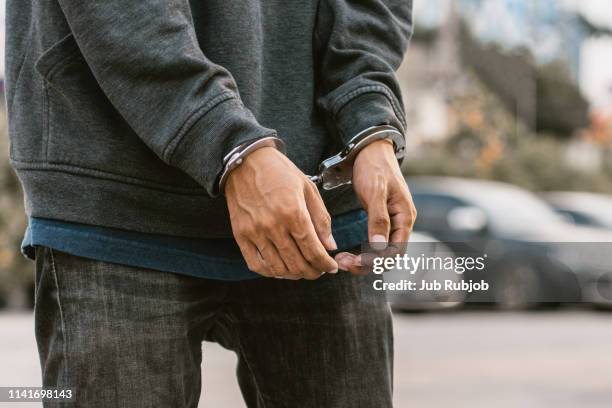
[309,125,404,190]
[359,138,394,154]
[225,146,280,191]
[219,136,285,194]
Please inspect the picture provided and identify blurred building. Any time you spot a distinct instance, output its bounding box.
[459,0,586,79]
[414,0,612,107]
[401,0,612,143]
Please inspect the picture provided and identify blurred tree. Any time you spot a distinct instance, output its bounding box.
[405,133,612,194]
[411,24,439,46]
[459,23,590,137]
[535,61,590,136]
[0,99,32,308]
[403,71,612,194]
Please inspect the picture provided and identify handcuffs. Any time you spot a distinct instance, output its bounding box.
[308,125,405,190]
[219,125,405,193]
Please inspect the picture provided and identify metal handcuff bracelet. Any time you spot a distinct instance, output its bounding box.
[218,125,406,193]
[308,125,405,190]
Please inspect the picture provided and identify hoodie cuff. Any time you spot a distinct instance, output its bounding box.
[333,88,406,146]
[168,97,276,197]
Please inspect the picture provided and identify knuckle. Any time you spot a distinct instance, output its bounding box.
[305,252,328,269]
[403,207,417,229]
[289,217,311,236]
[312,252,328,265]
[293,262,315,278]
[240,224,257,237]
[274,241,292,254]
[258,218,277,234]
[287,262,307,276]
[278,254,299,270]
[319,213,332,231]
[301,248,318,263]
[268,259,286,273]
[275,205,295,220]
[274,197,302,218]
[373,215,391,229]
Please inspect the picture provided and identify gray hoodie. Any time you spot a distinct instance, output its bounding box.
[5,0,412,238]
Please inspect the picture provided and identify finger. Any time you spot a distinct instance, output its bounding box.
[366,191,391,250]
[236,238,272,278]
[335,252,354,271]
[304,182,337,251]
[254,238,293,279]
[272,233,325,280]
[289,212,339,275]
[334,252,365,275]
[389,211,411,256]
[388,194,417,255]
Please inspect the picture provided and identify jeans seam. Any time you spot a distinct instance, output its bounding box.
[227,309,267,408]
[49,249,69,384]
[235,340,267,408]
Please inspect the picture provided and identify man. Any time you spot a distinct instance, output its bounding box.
[5,0,415,406]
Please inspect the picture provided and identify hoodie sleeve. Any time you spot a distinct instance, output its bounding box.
[315,0,413,145]
[56,0,276,196]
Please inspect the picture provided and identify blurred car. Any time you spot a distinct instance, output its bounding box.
[384,231,465,311]
[542,192,612,231]
[407,177,612,309]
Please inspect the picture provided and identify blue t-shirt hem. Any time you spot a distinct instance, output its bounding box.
[22,210,368,281]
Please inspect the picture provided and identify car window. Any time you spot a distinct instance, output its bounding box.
[471,188,561,232]
[412,193,466,232]
[557,209,602,228]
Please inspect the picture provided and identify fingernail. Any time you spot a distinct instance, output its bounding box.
[353,255,362,267]
[335,252,349,261]
[328,233,338,250]
[372,234,386,243]
[327,267,339,274]
[371,234,387,251]
[339,256,353,270]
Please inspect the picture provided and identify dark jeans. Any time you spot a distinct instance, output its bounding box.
[34,247,393,407]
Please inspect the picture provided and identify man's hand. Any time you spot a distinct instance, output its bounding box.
[226,147,339,280]
[335,139,417,274]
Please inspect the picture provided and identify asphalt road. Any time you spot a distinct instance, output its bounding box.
[1,310,611,407]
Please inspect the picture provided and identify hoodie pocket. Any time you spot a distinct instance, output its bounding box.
[35,34,81,81]
[34,34,200,189]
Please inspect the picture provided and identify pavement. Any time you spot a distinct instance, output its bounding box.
[1,309,612,407]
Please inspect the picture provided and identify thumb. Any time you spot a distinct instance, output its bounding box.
[305,183,337,251]
[367,195,391,250]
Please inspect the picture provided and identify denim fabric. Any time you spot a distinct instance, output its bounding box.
[22,210,369,280]
[35,247,393,407]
